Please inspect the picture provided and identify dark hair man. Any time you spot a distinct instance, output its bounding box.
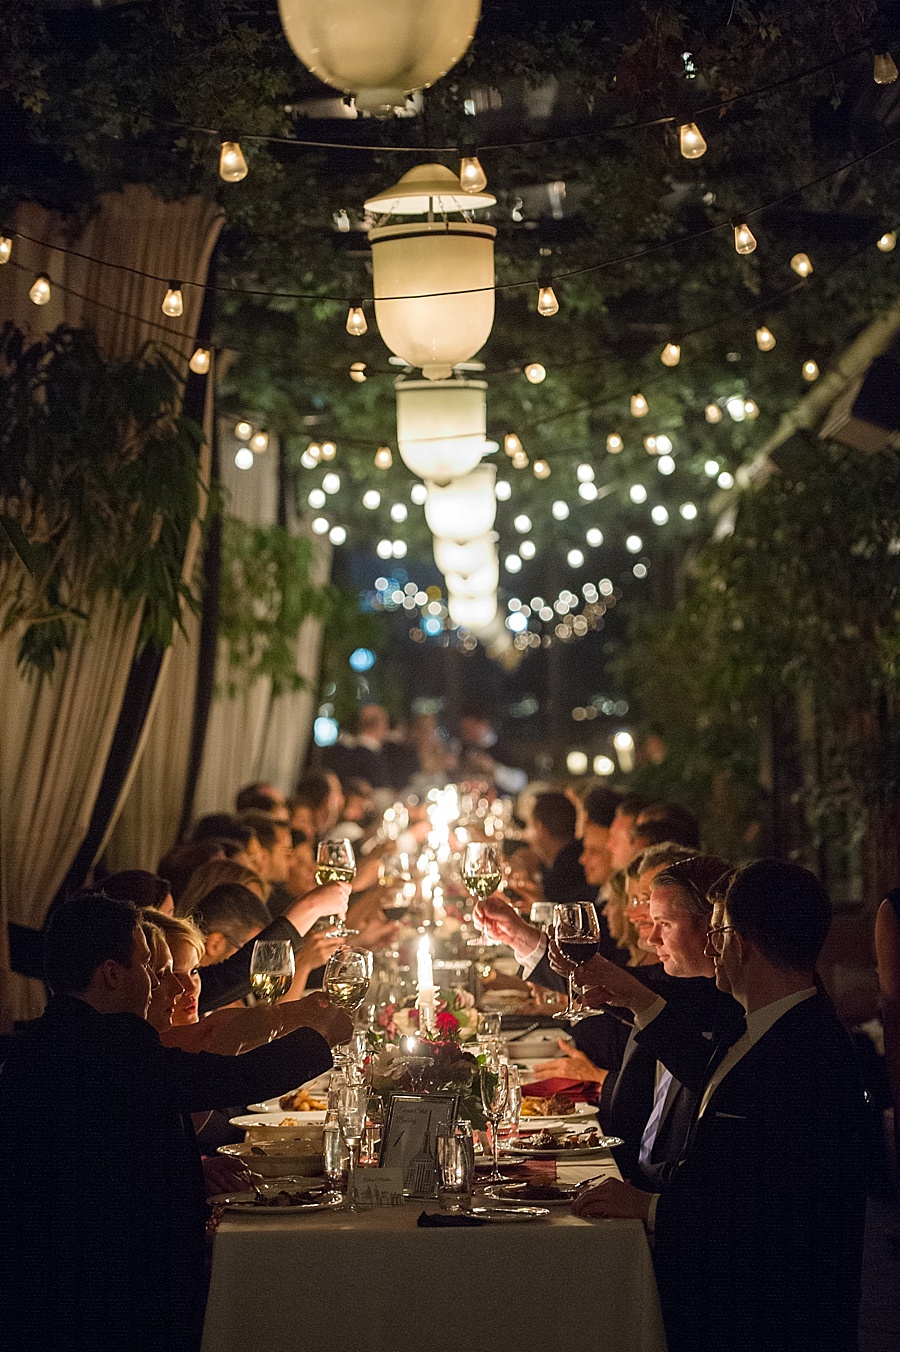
[0,894,351,1352]
[607,792,651,871]
[572,859,867,1352]
[191,883,272,964]
[97,869,174,914]
[235,782,288,817]
[190,813,256,850]
[239,812,294,885]
[292,771,345,838]
[632,802,701,852]
[528,791,596,906]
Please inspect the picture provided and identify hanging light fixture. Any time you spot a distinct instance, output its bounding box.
[660,341,681,367]
[374,445,394,469]
[606,433,623,453]
[444,557,499,598]
[733,221,757,255]
[459,155,488,193]
[536,276,559,317]
[189,347,211,374]
[790,252,813,278]
[162,282,184,317]
[365,164,495,380]
[277,0,481,116]
[678,122,707,158]
[433,534,497,577]
[396,377,490,482]
[29,274,52,306]
[447,593,498,632]
[346,302,367,336]
[755,324,776,352]
[219,140,249,182]
[424,463,497,542]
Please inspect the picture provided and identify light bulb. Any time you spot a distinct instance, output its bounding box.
[346,304,367,336]
[0,237,11,265]
[576,463,594,481]
[533,458,551,479]
[308,489,327,509]
[680,502,698,520]
[625,535,642,554]
[349,362,367,383]
[651,505,669,525]
[29,274,52,306]
[655,434,673,454]
[630,393,649,418]
[552,501,569,520]
[726,396,746,422]
[459,155,488,192]
[162,284,184,317]
[743,400,759,419]
[219,140,249,182]
[644,436,657,454]
[704,459,720,477]
[579,482,598,501]
[234,447,254,470]
[189,347,210,375]
[705,403,722,424]
[235,421,253,440]
[374,445,393,469]
[717,471,735,489]
[333,210,351,233]
[520,540,537,559]
[329,526,347,545]
[504,432,523,456]
[363,490,381,509]
[661,342,681,367]
[606,433,623,453]
[657,455,675,475]
[306,442,322,463]
[322,473,340,495]
[802,359,820,382]
[514,514,532,533]
[567,549,584,568]
[755,325,776,352]
[390,503,408,522]
[495,480,511,500]
[790,252,813,278]
[320,440,337,460]
[505,555,523,573]
[877,231,897,253]
[537,282,559,317]
[629,484,648,504]
[586,527,603,547]
[312,518,330,536]
[874,52,899,84]
[524,362,547,383]
[250,431,269,453]
[733,222,757,255]
[410,483,427,505]
[678,121,707,159]
[512,451,529,470]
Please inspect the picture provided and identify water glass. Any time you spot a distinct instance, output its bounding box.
[480,1012,502,1038]
[436,1126,474,1213]
[501,1063,522,1139]
[323,1109,349,1190]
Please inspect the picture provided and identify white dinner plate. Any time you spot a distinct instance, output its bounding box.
[483,1183,577,1207]
[507,1137,622,1159]
[518,1103,598,1128]
[244,1101,328,1118]
[211,1190,343,1215]
[229,1112,326,1129]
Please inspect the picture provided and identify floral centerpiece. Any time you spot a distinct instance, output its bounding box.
[368,989,488,1128]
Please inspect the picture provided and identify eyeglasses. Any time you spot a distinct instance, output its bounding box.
[705,924,735,954]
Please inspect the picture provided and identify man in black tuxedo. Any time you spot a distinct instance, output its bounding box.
[573,860,867,1352]
[0,894,352,1352]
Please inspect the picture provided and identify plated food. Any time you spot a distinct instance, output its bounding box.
[520,1093,577,1117]
[508,1128,623,1158]
[211,1188,342,1214]
[278,1090,327,1112]
[484,1182,578,1206]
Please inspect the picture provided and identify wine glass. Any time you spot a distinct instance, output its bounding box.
[323,947,373,1015]
[480,1059,509,1182]
[461,842,502,904]
[335,1082,368,1210]
[501,1063,522,1141]
[249,939,295,1005]
[552,903,601,1021]
[316,839,357,937]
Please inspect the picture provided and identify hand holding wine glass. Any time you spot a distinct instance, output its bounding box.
[316,840,357,937]
[323,947,373,1014]
[552,903,601,1022]
[249,939,295,1005]
[461,842,502,903]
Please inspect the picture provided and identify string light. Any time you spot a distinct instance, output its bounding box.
[333,210,351,233]
[733,221,757,255]
[312,518,330,535]
[717,470,735,489]
[161,283,184,317]
[678,122,707,159]
[514,514,533,533]
[234,446,254,470]
[704,459,720,476]
[743,399,759,419]
[524,362,547,383]
[655,434,673,454]
[651,505,669,524]
[308,489,327,509]
[346,303,367,336]
[322,472,341,494]
[390,502,408,522]
[644,436,657,454]
[495,480,512,500]
[512,450,529,469]
[755,324,776,351]
[630,393,649,418]
[790,251,813,277]
[0,237,11,264]
[306,442,322,463]
[350,362,367,382]
[189,347,210,374]
[235,421,253,440]
[680,502,698,520]
[579,482,598,501]
[877,231,897,252]
[505,554,523,573]
[606,433,623,453]
[320,440,337,460]
[586,528,603,546]
[629,484,648,504]
[661,341,681,367]
[329,526,347,545]
[374,445,393,469]
[873,53,899,84]
[411,483,428,504]
[459,155,488,192]
[533,458,551,479]
[726,396,746,422]
[577,464,594,482]
[219,140,249,182]
[705,403,722,423]
[802,359,820,381]
[657,455,675,475]
[567,548,584,567]
[625,535,643,554]
[520,540,536,559]
[250,431,269,453]
[29,274,51,305]
[536,278,559,317]
[552,501,570,520]
[363,490,381,509]
[504,433,523,457]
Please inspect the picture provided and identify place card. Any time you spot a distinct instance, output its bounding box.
[354,1167,405,1208]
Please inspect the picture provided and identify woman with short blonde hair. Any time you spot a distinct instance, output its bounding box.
[176,858,269,917]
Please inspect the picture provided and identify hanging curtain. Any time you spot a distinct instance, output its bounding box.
[0,187,222,1021]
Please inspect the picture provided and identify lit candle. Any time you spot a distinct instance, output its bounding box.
[416,934,436,1035]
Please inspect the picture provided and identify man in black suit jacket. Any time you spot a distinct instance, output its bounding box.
[573,859,867,1352]
[0,895,352,1352]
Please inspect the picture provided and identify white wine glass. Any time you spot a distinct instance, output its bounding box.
[461,842,502,903]
[552,903,601,1021]
[323,947,373,1015]
[316,839,357,936]
[335,1082,369,1210]
[249,939,295,1005]
[480,1059,509,1182]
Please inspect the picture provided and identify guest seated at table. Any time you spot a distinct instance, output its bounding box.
[0,893,351,1352]
[237,812,294,888]
[235,781,289,819]
[176,857,270,918]
[190,884,272,965]
[607,793,651,871]
[102,868,175,914]
[573,860,868,1352]
[158,838,242,908]
[189,813,259,859]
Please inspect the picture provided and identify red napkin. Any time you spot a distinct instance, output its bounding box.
[521,1077,595,1103]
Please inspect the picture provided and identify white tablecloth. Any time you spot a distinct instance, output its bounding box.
[202,1161,668,1352]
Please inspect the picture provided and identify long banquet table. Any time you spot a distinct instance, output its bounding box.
[201,1160,668,1352]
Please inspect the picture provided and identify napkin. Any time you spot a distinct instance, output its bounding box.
[417,1211,487,1228]
[521,1077,596,1102]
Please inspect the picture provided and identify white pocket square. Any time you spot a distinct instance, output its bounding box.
[714,1111,748,1120]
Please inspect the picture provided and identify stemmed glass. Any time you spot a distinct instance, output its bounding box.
[461,842,502,903]
[480,1059,510,1182]
[552,903,601,1021]
[249,939,295,1005]
[335,1082,369,1210]
[323,948,373,1013]
[316,839,357,937]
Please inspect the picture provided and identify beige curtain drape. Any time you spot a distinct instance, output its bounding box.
[0,187,223,1021]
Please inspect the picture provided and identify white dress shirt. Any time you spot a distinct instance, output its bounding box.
[696,986,816,1117]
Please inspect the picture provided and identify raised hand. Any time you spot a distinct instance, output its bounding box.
[533,1038,607,1085]
[575,953,660,1015]
[473,895,541,954]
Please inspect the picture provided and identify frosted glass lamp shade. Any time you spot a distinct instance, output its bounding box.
[425,464,497,542]
[277,0,481,116]
[448,593,498,632]
[396,378,488,481]
[433,534,497,575]
[443,557,499,598]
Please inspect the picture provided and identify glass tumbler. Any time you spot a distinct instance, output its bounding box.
[436,1126,474,1213]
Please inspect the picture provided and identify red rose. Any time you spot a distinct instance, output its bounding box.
[435,1010,460,1036]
